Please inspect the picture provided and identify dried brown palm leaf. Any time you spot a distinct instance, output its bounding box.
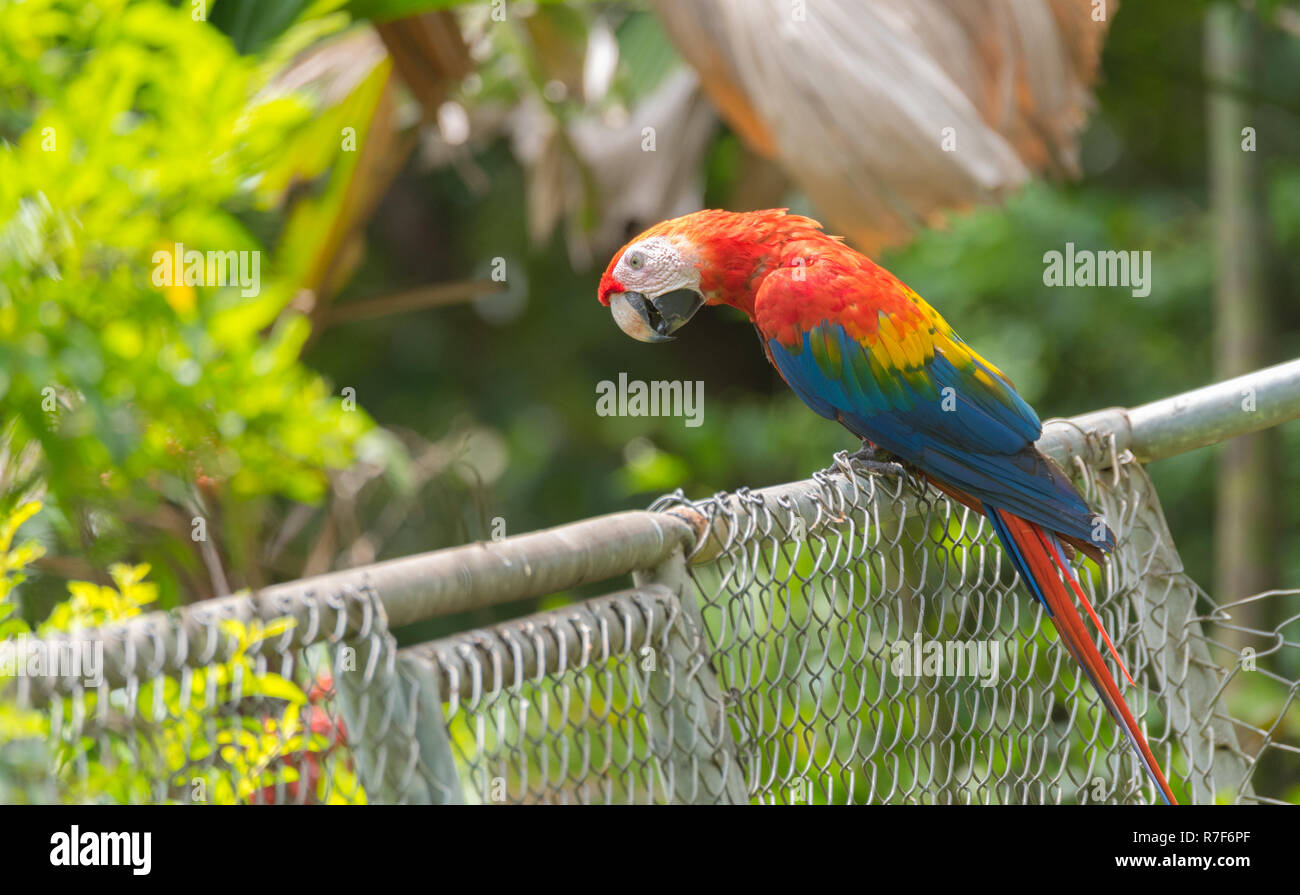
[654,0,1117,251]
[374,11,472,121]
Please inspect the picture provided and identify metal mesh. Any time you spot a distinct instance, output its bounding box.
[661,451,1283,804]
[430,451,1296,804]
[409,586,742,804]
[0,584,424,804]
[3,449,1296,804]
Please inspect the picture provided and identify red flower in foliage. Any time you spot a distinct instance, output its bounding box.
[250,671,350,804]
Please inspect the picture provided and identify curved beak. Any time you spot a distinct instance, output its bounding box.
[609,289,705,343]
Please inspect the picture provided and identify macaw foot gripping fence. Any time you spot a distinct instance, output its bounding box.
[4,361,1300,805]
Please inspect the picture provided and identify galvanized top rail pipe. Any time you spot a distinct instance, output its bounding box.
[254,357,1300,618]
[1037,358,1300,468]
[10,359,1300,703]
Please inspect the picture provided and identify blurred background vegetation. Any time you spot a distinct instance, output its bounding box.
[0,0,1297,794]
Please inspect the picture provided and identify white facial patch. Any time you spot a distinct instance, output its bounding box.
[615,236,700,297]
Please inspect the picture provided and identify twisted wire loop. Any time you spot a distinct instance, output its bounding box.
[3,454,1297,805]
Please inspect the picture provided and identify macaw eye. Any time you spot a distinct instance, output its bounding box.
[627,251,645,270]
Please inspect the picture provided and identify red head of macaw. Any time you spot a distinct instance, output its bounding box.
[598,208,1177,804]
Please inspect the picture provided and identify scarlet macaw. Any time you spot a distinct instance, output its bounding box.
[598,208,1177,804]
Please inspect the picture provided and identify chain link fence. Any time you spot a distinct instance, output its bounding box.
[3,365,1300,804]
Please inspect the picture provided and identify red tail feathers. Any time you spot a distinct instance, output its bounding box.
[997,510,1178,805]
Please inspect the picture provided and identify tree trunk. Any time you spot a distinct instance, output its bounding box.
[1205,4,1275,632]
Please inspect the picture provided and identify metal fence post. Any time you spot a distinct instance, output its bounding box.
[393,652,466,804]
[1092,461,1255,805]
[634,548,750,804]
[327,589,464,805]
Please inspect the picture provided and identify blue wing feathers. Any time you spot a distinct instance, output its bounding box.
[768,327,1112,550]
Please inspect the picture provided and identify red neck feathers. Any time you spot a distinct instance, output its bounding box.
[649,209,832,316]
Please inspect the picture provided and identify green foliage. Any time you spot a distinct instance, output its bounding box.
[0,502,46,799]
[0,501,45,618]
[0,501,363,804]
[0,0,375,604]
[52,611,354,806]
